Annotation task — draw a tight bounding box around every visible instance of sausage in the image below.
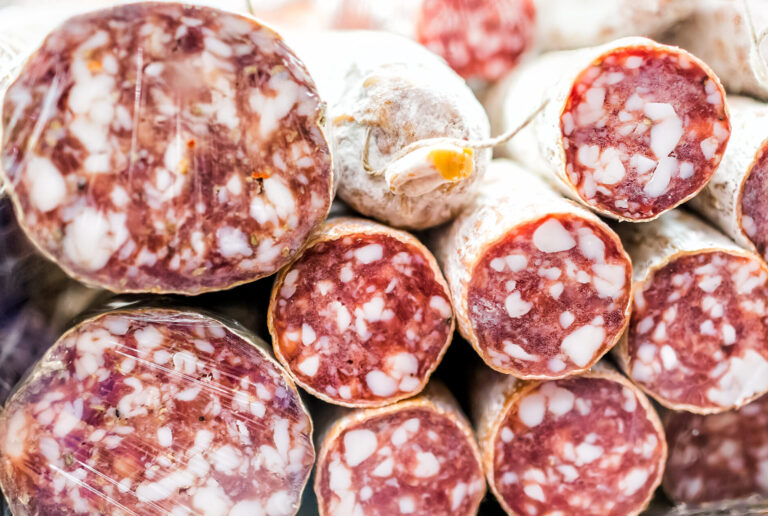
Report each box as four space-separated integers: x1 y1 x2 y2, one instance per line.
288 30 490 230
534 0 695 50
314 381 486 516
663 393 768 505
688 96 768 262
269 217 454 407
615 210 768 414
431 160 631 379
0 2 332 294
664 0 768 100
470 363 666 516
486 37 730 222
0 306 314 515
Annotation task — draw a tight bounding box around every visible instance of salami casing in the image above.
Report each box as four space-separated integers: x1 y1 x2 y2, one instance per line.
663 393 768 505
471 363 666 516
0 307 314 515
432 160 631 379
688 96 768 262
314 381 486 516
664 0 768 100
0 2 332 294
615 210 768 414
486 37 730 222
269 217 454 407
288 30 490 230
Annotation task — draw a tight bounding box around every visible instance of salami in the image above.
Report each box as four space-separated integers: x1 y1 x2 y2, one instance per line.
615 210 768 414
486 37 730 222
269 217 453 407
0 307 314 515
471 364 666 516
314 381 486 516
534 0 695 50
688 96 768 262
288 30 490 230
664 0 768 100
663 393 768 505
0 2 332 294
432 160 631 379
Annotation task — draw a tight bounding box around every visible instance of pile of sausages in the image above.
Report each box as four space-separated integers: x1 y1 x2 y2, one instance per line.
1 1 767 515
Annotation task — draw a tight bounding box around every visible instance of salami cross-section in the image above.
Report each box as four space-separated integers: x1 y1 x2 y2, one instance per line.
0 2 332 294
433 160 631 379
269 218 453 407
0 307 314 516
487 37 730 221
616 210 768 414
472 365 666 516
314 382 485 516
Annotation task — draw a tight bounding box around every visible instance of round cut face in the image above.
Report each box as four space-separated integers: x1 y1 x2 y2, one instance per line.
740 141 768 260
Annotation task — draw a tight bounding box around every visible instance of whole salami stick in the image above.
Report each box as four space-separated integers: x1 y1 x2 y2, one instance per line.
664 0 768 100
0 306 315 516
615 210 768 414
486 37 730 222
688 96 768 262
288 30 491 230
0 2 332 294
470 363 666 516
313 381 486 516
269 217 454 407
432 160 631 379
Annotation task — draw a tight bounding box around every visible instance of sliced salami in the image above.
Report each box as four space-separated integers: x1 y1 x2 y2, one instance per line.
432 160 631 379
0 307 314 515
688 96 768 262
0 2 332 294
288 30 490 230
663 393 768 505
314 381 485 516
664 0 768 100
471 364 666 516
486 37 730 222
269 217 453 407
615 210 768 414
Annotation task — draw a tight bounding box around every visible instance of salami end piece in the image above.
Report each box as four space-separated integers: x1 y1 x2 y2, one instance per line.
314 382 486 516
269 217 454 407
0 2 332 294
0 308 314 515
472 365 666 516
616 210 768 414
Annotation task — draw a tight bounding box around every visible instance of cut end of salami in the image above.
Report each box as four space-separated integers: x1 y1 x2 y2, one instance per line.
384 143 474 197
315 398 485 516
0 308 314 516
416 0 536 81
489 375 665 516
270 219 453 406
628 250 768 412
467 214 631 378
561 43 729 220
740 141 768 261
663 393 768 505
0 2 332 294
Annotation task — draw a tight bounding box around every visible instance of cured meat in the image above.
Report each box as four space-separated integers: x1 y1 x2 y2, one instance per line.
269 217 453 407
0 2 332 294
288 30 490 230
615 210 768 414
471 364 666 516
314 381 486 516
534 0 695 50
0 307 314 515
663 393 768 505
486 37 730 222
432 160 631 379
664 0 768 100
688 96 768 262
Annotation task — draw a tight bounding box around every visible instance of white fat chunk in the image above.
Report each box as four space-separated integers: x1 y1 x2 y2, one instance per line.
518 393 546 427
546 387 575 416
451 483 468 511
506 254 529 271
63 208 128 271
355 244 383 264
561 324 605 367
523 484 546 502
643 157 677 198
593 148 626 185
372 457 394 477
592 263 627 299
366 370 397 397
649 110 684 159
413 452 440 477
575 441 604 465
620 468 649 496
216 226 252 258
263 177 296 221
157 426 172 447
329 460 352 492
578 229 605 262
504 342 537 361
399 497 415 514
26 157 67 212
429 296 452 319
301 324 316 345
297 355 320 377
505 291 533 318
707 350 768 406
533 219 576 253
631 154 657 174
389 352 419 378
701 137 718 160
660 345 679 370
559 311 575 329
344 429 378 467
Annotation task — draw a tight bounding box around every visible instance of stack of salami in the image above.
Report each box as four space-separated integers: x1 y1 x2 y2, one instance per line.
0 1 767 515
